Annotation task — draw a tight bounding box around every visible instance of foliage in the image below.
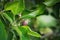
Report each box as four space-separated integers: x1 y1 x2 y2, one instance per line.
0 0 60 40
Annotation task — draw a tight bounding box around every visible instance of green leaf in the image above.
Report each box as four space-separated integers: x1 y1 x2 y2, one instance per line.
44 0 60 6
19 26 30 40
28 29 41 37
12 26 30 40
21 26 41 37
12 26 41 40
4 0 25 15
6 11 14 21
0 20 7 40
21 10 39 18
21 4 45 19
7 31 13 40
3 13 13 23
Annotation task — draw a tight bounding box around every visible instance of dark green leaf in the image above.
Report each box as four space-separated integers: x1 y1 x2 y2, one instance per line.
0 20 7 40
3 13 13 23
7 31 13 40
5 11 14 21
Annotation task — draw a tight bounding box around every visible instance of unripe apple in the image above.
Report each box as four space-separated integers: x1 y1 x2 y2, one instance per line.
36 15 57 28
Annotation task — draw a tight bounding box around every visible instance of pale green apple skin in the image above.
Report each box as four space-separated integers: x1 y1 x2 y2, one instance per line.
37 15 57 28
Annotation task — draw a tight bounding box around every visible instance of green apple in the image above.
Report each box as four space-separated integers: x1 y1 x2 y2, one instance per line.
40 27 53 34
37 15 57 28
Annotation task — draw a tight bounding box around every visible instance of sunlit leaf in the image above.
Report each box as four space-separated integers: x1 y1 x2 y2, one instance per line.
21 10 39 18
13 26 41 40
19 26 30 40
12 26 30 40
21 4 45 19
4 0 25 15
21 26 41 37
44 0 60 6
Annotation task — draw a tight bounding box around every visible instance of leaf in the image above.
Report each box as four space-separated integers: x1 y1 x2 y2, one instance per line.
28 30 41 37
21 4 45 19
21 10 39 19
12 26 30 40
19 26 30 40
12 26 41 40
21 26 41 37
3 13 13 23
7 31 13 40
0 20 7 40
5 11 14 21
4 0 25 15
43 0 60 6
